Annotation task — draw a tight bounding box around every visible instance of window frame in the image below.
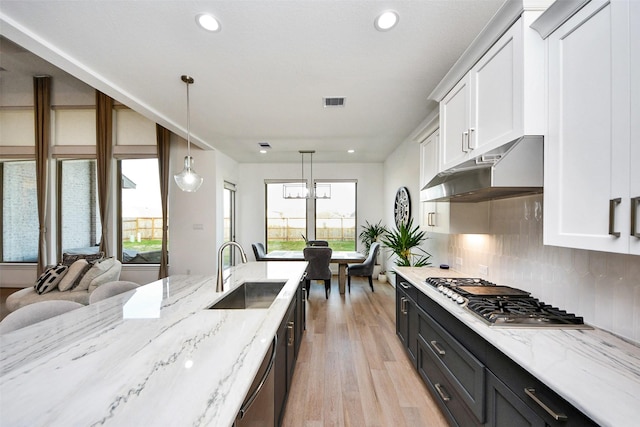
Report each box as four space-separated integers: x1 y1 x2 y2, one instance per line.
313 179 358 250
264 179 308 253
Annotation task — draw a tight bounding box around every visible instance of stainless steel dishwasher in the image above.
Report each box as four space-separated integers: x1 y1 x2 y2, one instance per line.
234 336 277 427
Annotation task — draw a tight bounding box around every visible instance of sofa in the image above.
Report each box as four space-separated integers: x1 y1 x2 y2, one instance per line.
6 256 122 313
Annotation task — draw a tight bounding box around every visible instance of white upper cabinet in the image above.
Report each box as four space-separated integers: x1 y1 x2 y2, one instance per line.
439 15 545 171
542 0 639 254
419 130 439 200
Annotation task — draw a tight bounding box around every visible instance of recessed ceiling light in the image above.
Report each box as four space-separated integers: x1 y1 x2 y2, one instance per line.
348 149 355 154
260 150 267 154
196 14 221 32
375 10 399 31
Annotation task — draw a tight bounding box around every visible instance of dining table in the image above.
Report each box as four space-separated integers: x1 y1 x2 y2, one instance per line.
262 250 366 294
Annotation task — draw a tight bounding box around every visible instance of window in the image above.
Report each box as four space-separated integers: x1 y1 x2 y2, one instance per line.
58 159 101 257
265 181 307 252
315 181 357 250
1 161 38 262
119 159 163 264
223 181 236 268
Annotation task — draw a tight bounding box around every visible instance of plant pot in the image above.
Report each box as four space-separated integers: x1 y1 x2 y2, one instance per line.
373 265 382 277
378 274 387 283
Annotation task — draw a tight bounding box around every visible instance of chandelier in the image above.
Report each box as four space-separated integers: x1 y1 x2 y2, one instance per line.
283 150 331 199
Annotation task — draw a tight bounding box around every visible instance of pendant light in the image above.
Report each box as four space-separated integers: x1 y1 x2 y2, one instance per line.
283 150 331 199
174 75 203 192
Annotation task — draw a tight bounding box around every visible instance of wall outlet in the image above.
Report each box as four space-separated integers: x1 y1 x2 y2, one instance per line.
193 223 204 230
456 257 463 266
479 264 489 276
187 269 191 275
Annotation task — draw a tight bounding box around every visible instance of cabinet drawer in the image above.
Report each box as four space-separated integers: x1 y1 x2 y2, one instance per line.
419 309 485 422
486 370 545 427
417 335 481 427
397 280 417 301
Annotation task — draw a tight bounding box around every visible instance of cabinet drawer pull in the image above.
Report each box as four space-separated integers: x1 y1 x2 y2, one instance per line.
609 198 621 237
468 127 475 150
632 197 640 238
400 297 408 314
287 321 295 346
399 282 410 290
462 131 469 153
435 383 451 402
429 340 446 356
524 387 568 422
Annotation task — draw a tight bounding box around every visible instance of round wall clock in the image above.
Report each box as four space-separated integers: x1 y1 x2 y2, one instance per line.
394 187 411 229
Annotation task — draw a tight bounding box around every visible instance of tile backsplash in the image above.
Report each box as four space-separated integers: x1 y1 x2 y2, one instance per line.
447 194 640 344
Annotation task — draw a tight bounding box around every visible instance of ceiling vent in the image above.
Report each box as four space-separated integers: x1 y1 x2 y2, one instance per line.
323 97 345 108
258 142 271 149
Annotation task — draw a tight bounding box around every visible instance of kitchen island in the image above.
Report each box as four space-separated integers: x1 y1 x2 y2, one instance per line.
395 267 640 427
0 261 307 426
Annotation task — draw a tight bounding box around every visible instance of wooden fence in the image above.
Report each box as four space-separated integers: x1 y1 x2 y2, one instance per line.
122 217 163 241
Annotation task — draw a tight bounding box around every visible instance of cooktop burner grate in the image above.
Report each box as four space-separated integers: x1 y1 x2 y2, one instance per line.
425 276 590 328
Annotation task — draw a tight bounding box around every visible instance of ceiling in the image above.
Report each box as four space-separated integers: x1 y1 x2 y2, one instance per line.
0 0 505 163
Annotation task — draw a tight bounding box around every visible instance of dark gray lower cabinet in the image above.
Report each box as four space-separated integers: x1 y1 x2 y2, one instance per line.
396 280 418 367
275 281 304 426
395 272 596 427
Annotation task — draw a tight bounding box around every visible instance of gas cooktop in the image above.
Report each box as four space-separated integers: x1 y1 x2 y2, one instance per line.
425 277 590 328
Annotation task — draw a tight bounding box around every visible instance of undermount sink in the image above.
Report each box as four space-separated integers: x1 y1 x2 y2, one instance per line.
208 281 287 309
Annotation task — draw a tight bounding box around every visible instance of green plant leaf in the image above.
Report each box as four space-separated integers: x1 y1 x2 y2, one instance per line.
380 218 431 267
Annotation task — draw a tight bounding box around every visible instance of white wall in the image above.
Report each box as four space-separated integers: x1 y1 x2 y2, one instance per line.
167 142 239 277
382 134 450 278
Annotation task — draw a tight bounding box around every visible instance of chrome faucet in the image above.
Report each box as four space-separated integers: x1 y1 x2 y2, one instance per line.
216 241 248 292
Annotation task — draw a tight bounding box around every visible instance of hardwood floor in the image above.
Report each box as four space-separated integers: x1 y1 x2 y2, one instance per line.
282 277 448 427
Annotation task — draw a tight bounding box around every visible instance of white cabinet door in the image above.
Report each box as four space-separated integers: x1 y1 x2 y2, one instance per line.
470 19 524 152
439 15 544 172
630 0 640 255
544 0 632 253
419 130 439 199
440 79 470 170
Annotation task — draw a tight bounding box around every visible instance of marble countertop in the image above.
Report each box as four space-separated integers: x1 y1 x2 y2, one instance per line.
0 261 307 427
394 267 640 427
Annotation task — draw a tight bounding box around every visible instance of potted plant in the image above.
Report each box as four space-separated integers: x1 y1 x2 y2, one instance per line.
359 220 388 277
380 218 432 267
358 220 388 255
378 270 387 283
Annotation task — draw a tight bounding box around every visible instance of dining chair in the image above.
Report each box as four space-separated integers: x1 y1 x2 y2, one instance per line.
252 243 266 261
307 240 329 247
89 281 139 304
0 300 84 334
303 246 333 298
347 242 380 293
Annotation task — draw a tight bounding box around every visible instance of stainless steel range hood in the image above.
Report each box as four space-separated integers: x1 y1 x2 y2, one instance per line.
422 136 543 202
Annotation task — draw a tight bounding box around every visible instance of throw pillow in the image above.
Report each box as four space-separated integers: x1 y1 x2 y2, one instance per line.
75 257 116 291
61 251 104 267
69 261 95 291
34 265 69 295
58 259 89 291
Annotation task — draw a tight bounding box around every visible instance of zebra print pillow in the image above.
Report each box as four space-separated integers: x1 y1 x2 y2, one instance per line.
34 265 69 295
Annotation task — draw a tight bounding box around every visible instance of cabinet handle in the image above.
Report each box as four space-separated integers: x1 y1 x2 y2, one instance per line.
462 131 469 153
434 383 451 402
631 197 640 238
238 335 278 419
399 282 410 290
429 340 446 356
400 297 408 314
468 127 475 150
428 212 436 227
287 321 295 347
609 198 622 237
524 387 568 422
